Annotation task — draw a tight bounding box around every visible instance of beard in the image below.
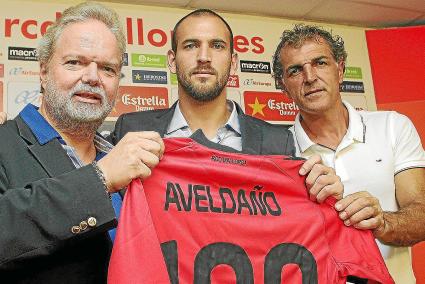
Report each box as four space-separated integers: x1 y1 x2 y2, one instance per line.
176 64 230 102
43 79 115 137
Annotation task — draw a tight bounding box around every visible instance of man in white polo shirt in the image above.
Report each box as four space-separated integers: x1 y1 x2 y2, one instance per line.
272 24 425 283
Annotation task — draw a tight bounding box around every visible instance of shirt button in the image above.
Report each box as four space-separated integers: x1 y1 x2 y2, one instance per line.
71 226 81 234
87 217 97 227
80 221 88 231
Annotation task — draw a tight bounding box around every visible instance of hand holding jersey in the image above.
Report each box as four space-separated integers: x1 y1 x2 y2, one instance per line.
0 112 5 124
300 154 343 203
97 131 165 193
335 191 385 232
335 167 425 246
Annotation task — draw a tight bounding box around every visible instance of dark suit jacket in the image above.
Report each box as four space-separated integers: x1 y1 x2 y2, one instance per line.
111 102 295 156
0 116 117 283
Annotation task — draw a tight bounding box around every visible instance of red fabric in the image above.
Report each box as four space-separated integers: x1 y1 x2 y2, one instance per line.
366 26 425 143
413 242 425 284
366 26 425 105
108 138 394 283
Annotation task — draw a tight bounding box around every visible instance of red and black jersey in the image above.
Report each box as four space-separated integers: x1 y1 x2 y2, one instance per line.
108 138 393 284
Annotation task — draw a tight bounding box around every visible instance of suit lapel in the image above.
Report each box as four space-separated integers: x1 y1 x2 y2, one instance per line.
151 102 177 136
235 103 263 154
16 116 76 177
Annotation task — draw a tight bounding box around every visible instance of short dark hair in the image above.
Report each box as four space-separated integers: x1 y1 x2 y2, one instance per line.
171 9 234 53
272 24 347 82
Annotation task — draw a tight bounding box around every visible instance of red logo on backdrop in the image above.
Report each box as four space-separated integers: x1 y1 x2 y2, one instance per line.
226 75 239 88
0 64 4 78
244 91 299 122
0 81 3 111
109 86 169 117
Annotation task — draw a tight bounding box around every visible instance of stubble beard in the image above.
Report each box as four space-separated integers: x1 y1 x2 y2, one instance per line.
43 79 114 137
176 65 230 102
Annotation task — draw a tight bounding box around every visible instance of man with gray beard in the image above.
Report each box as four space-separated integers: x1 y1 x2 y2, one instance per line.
0 2 163 283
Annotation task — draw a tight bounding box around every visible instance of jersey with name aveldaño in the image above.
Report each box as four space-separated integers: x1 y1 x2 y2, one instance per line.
108 138 393 284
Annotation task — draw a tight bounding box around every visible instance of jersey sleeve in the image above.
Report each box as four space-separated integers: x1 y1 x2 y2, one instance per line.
390 112 425 173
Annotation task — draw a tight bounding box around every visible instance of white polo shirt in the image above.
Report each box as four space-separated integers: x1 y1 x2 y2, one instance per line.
290 101 425 281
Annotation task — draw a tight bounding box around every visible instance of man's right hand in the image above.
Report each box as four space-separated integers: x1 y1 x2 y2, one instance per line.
0 112 7 124
299 154 344 203
97 131 165 193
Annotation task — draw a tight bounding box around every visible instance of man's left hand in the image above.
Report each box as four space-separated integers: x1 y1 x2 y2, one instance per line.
334 191 386 233
299 154 344 203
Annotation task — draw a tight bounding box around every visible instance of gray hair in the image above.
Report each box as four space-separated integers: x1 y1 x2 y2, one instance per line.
38 1 126 67
272 24 347 82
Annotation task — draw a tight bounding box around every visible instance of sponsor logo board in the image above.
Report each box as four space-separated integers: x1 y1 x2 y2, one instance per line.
344 67 363 79
132 70 167 84
340 81 365 93
8 67 39 76
8 47 38 61
7 81 41 117
243 91 299 122
109 86 169 117
226 75 240 88
240 60 271 74
1 14 265 54
131 53 166 68
243 78 271 87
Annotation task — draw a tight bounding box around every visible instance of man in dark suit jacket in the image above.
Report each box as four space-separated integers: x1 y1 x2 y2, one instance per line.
113 102 294 156
0 3 163 283
111 9 343 208
111 9 294 157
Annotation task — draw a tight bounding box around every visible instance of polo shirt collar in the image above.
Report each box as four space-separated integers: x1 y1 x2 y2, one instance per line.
293 100 365 153
293 112 314 153
343 100 365 143
19 103 61 145
166 100 241 135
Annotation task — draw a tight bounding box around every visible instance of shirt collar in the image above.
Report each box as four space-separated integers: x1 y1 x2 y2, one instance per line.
293 112 314 153
94 134 114 157
166 102 189 135
166 100 241 135
225 100 241 135
19 103 60 145
343 100 365 143
292 100 366 153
